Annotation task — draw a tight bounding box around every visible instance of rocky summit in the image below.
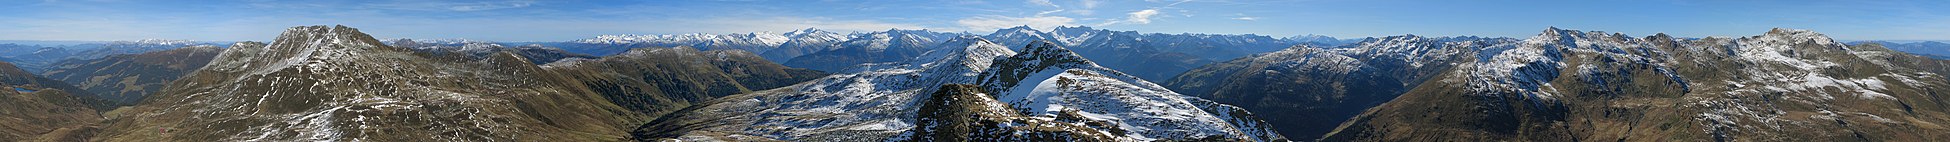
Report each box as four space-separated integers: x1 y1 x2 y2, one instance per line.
92 25 645 141
7 2 1950 141
1321 28 1950 141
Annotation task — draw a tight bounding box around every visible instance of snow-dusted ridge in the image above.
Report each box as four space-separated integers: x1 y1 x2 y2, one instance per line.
640 38 1285 141
1324 27 1950 141
976 41 1285 141
99 25 639 141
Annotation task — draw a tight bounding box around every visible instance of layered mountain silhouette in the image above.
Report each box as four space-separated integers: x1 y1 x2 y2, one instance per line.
0 40 207 73
541 46 827 123
632 37 1285 141
82 25 820 141
40 45 224 104
3 24 1946 142
1319 28 1950 141
1165 35 1513 140
0 60 110 141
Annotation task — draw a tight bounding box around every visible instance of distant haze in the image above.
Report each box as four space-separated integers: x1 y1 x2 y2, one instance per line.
1 0 1945 41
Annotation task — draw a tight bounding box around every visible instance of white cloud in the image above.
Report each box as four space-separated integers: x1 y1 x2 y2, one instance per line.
1080 0 1102 8
1130 9 1160 24
1028 0 1059 7
957 15 1077 32
1232 16 1258 21
1093 9 1163 26
1094 0 1189 26
1036 9 1065 16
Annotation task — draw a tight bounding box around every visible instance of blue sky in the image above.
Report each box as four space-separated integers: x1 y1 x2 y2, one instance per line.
1 0 1945 41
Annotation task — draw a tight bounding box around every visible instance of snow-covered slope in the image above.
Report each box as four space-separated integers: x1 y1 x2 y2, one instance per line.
782 29 961 72
574 32 789 52
975 41 1284 141
981 26 1298 80
1161 35 1513 140
633 38 1286 141
95 25 643 141
1323 27 1950 141
631 36 1015 141
759 28 852 62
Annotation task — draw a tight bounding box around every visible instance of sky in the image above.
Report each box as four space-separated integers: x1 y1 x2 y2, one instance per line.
1 0 1945 42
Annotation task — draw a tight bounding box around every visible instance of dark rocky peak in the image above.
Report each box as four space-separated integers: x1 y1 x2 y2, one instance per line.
1536 27 1638 43
977 40 1102 94
1051 25 1101 33
908 84 1116 141
199 25 395 74
989 26 1047 35
1647 33 1675 41
1749 28 1847 51
269 25 396 52
1011 40 1091 64
909 36 1015 70
940 35 997 48
616 46 703 58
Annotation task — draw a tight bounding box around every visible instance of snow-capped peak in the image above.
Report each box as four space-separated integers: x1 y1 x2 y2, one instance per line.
202 25 391 75
573 32 791 48
998 25 1041 34
783 27 835 38
109 39 198 46
1753 28 1845 50
908 36 1016 71
972 40 1284 141
1011 41 1090 63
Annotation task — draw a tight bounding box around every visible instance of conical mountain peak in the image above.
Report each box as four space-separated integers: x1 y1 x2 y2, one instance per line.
909 36 1016 70
1754 28 1840 46
199 25 400 75
1013 40 1089 63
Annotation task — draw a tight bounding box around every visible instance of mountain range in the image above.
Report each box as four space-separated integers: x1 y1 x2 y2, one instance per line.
0 24 1944 142
521 26 1332 81
0 60 111 141
631 37 1283 141
1319 28 1950 141
0 40 212 73
1165 35 1513 140
39 45 224 104
1850 41 1950 59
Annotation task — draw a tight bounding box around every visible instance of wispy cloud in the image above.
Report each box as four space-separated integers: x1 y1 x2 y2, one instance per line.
368 0 536 12
1229 13 1256 21
1028 0 1059 7
1093 0 1189 26
1097 9 1161 26
958 15 1077 32
1127 9 1161 24
1080 0 1102 8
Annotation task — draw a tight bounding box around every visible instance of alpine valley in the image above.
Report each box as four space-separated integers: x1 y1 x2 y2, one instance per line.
0 24 1945 142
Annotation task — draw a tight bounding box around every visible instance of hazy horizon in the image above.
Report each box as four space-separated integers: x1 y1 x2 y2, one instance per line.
3 0 1945 41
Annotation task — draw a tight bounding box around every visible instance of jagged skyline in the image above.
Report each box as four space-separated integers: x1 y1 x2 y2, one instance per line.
1 0 1945 41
